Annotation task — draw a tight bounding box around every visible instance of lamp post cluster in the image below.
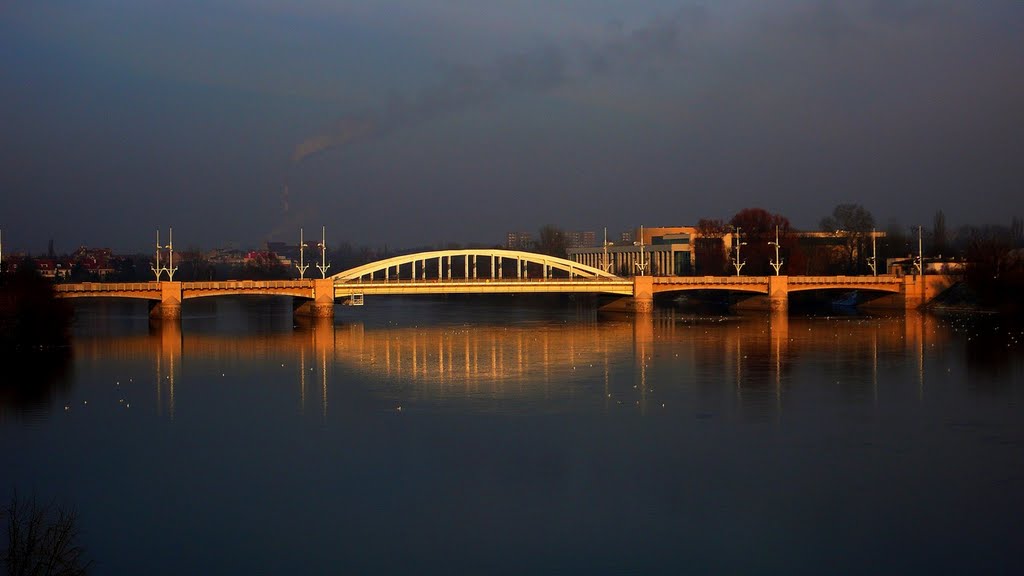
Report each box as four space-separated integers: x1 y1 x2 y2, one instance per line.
151 228 177 281
729 224 880 276
296 226 331 279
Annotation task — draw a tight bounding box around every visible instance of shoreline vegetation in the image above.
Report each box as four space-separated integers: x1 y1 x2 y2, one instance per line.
0 263 74 354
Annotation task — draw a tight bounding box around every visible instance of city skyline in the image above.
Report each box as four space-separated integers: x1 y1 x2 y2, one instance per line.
3 2 1023 254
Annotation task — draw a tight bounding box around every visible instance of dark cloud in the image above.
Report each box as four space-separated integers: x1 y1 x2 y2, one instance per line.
289 8 706 170
2 2 1022 253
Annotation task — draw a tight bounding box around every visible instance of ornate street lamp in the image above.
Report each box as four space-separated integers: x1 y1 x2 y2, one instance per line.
316 225 331 279
296 228 309 279
732 226 746 276
769 225 784 276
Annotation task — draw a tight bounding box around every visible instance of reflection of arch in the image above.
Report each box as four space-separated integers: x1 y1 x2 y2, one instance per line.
332 249 621 282
64 310 944 420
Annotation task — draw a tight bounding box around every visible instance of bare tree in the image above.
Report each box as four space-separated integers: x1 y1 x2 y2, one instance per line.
694 218 728 275
535 225 567 259
932 210 947 257
2 490 93 576
820 203 876 274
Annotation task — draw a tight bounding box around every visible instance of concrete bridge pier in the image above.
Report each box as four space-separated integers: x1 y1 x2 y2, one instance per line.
632 276 654 313
293 278 336 319
148 282 182 320
596 276 654 315
768 276 789 313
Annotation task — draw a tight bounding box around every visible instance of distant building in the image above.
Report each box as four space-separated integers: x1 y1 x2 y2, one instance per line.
506 231 533 250
569 226 695 276
33 258 72 280
566 230 597 249
71 246 116 278
266 241 297 267
206 247 247 266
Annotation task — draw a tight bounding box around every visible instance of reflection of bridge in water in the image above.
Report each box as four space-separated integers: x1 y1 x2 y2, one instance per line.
53 249 957 321
69 311 945 420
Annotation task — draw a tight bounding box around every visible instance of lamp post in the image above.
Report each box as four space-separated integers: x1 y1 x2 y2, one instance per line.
602 227 611 272
165 227 177 281
151 229 164 281
295 228 309 279
866 228 878 276
768 224 784 276
732 226 746 276
633 225 648 276
913 225 923 276
316 225 331 278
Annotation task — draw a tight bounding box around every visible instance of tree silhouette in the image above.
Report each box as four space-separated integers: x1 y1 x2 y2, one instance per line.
728 209 797 276
2 490 93 575
535 225 567 259
932 210 948 257
0 262 74 351
694 219 728 275
820 204 876 274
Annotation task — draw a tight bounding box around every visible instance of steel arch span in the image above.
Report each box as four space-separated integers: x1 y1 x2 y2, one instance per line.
331 249 621 282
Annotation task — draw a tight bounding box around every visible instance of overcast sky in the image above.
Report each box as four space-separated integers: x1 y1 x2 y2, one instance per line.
2 1 1022 254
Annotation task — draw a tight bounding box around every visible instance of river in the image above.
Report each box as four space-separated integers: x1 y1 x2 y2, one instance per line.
2 296 1022 575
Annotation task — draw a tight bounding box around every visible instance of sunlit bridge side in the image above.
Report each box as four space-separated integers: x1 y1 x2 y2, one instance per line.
330 249 635 298
333 249 622 281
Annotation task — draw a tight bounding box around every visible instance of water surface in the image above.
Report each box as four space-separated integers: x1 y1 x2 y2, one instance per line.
2 297 1022 575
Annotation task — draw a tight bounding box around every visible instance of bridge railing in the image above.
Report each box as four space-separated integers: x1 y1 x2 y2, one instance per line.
653 276 769 284
181 280 312 290
788 275 901 285
54 282 160 293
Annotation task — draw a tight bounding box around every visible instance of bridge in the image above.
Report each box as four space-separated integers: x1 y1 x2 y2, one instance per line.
52 248 954 320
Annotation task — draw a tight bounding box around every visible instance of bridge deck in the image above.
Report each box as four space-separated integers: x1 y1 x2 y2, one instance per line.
52 274 912 303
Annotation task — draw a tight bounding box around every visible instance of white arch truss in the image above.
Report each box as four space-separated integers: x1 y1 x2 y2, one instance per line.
332 249 621 282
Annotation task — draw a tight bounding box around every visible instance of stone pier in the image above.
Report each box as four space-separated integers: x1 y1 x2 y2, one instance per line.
293 278 337 318
149 282 182 320
596 276 654 314
768 276 789 313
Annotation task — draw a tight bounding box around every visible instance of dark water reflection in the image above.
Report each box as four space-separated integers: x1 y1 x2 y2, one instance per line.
2 298 1022 575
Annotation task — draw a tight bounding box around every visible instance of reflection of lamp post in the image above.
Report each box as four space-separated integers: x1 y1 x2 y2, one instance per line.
768 225 784 276
316 225 331 278
296 228 309 279
732 226 746 276
866 228 878 276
